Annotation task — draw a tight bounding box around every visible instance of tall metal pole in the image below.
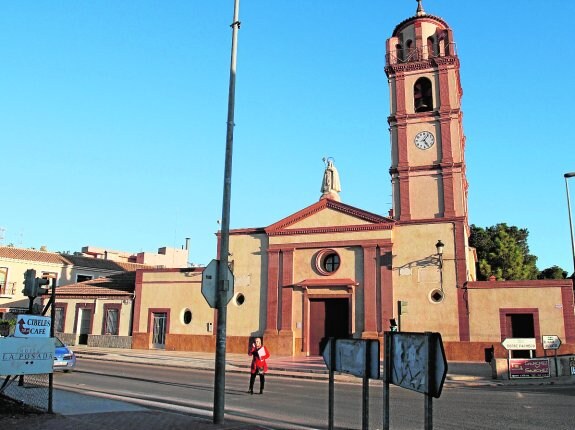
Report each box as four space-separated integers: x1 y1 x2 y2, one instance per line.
213 0 240 424
565 172 575 278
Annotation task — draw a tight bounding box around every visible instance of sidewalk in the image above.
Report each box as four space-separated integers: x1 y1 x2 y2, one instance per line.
4 345 574 430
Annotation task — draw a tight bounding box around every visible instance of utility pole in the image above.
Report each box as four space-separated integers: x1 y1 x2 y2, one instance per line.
213 0 240 424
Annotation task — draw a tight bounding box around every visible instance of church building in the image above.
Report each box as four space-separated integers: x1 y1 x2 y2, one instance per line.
52 1 575 361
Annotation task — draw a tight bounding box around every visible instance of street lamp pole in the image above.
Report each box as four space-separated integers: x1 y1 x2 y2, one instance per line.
564 172 575 277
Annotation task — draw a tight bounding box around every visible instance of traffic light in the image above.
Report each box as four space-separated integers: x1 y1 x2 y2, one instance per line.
22 269 37 297
21 269 50 297
35 277 50 296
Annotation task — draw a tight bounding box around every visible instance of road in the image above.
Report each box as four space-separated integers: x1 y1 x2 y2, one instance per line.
54 359 575 430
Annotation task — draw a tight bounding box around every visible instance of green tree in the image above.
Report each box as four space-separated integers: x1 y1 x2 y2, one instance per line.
469 223 539 281
537 265 568 279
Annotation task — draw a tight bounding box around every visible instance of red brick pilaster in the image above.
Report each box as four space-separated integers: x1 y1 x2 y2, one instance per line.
265 249 280 335
379 245 394 334
362 245 378 336
280 249 294 332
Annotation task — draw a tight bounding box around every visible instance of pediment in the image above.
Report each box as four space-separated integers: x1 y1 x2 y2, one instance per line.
265 199 394 236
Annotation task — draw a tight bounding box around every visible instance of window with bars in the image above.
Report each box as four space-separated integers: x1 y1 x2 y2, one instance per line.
104 308 119 335
54 307 65 332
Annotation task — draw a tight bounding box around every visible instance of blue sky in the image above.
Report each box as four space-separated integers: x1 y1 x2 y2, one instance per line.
1 1 574 274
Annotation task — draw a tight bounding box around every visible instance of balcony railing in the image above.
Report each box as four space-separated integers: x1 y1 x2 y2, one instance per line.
386 42 457 66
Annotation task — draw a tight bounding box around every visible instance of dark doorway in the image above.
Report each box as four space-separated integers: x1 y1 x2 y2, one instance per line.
508 313 535 358
78 308 92 345
309 298 349 356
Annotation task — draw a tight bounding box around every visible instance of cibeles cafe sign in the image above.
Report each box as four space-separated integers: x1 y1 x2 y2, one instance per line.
0 315 54 376
14 315 51 338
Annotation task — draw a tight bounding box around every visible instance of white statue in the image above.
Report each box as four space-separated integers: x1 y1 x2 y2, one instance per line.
320 157 341 201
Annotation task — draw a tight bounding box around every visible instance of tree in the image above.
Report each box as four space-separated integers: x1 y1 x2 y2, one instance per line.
469 223 539 281
538 265 568 279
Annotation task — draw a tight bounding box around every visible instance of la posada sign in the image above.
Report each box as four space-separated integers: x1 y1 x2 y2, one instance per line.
14 315 51 338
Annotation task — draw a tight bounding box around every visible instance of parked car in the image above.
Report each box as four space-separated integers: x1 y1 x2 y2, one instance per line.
54 337 76 372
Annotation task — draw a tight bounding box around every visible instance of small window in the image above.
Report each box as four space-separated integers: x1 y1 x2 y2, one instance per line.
76 274 93 283
235 293 245 306
182 309 192 325
430 289 444 303
315 249 341 276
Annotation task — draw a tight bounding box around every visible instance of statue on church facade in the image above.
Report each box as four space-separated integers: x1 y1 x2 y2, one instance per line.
320 157 341 201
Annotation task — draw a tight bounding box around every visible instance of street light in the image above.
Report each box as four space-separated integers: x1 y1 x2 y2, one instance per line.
435 240 445 269
564 172 575 277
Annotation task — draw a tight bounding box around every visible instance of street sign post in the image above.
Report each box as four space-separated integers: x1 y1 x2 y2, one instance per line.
201 259 234 308
501 337 536 350
542 335 561 350
383 331 448 430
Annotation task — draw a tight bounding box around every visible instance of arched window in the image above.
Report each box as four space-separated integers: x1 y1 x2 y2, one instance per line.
406 40 414 61
396 44 403 62
427 36 437 58
414 77 433 112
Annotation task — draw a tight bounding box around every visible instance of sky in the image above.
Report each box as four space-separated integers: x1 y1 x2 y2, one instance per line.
1 1 574 274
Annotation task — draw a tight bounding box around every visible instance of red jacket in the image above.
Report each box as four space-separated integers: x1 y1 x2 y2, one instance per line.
248 344 270 374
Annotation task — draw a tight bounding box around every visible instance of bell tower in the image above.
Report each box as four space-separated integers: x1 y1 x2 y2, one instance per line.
385 0 468 223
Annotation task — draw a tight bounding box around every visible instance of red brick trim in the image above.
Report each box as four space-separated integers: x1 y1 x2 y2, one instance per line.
363 246 378 334
102 303 122 335
269 239 392 251
266 249 280 334
561 284 575 343
280 249 294 332
73 303 95 335
499 308 540 342
133 270 144 332
147 308 171 336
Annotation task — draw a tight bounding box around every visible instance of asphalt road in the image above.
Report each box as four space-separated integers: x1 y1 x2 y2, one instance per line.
54 359 575 430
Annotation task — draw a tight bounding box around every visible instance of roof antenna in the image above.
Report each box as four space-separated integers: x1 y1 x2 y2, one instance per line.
416 0 426 16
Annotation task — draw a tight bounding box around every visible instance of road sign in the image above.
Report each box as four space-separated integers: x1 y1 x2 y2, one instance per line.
322 338 380 379
542 335 562 350
501 337 536 350
201 259 234 308
386 331 448 398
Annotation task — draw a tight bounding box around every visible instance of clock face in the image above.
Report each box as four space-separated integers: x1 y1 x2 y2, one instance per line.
414 131 435 150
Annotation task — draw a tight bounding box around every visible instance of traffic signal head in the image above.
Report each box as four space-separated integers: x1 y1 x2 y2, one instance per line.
22 269 37 297
34 277 50 296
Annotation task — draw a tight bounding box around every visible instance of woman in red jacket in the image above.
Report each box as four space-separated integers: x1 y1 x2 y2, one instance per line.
248 337 270 394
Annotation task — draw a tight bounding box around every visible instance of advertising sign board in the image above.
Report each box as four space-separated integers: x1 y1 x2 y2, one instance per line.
509 358 550 378
14 315 51 338
0 337 54 375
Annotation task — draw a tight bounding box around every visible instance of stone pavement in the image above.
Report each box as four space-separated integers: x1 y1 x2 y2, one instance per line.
4 346 574 429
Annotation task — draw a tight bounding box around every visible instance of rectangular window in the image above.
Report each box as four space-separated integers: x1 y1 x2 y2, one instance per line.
0 267 7 295
54 307 65 333
104 309 119 335
76 274 93 283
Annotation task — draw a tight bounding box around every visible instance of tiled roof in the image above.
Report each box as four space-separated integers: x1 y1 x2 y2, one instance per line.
62 254 151 271
0 246 152 272
55 272 136 296
0 247 65 264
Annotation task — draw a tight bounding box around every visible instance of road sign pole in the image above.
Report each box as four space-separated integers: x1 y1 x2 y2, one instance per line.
425 332 434 430
213 0 240 424
328 338 335 430
383 332 391 430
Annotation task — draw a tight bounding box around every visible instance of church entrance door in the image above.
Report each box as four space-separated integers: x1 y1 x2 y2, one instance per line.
309 298 349 356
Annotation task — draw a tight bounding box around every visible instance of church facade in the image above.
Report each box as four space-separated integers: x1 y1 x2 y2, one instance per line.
51 2 575 361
